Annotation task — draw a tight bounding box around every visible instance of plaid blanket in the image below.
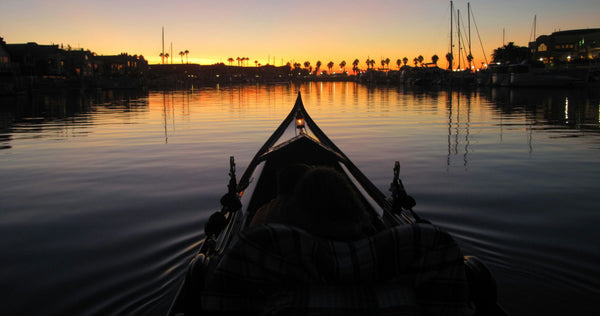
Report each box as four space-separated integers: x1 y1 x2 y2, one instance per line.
200 223 471 316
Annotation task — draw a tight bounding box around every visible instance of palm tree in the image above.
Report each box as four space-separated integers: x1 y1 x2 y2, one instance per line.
396 59 402 69
236 57 241 66
368 59 376 69
402 57 408 66
315 60 322 75
165 53 170 64
184 50 189 64
352 59 360 74
255 60 258 67
327 61 334 73
159 52 165 64
417 55 424 67
413 57 418 67
466 54 473 70
339 60 346 73
385 58 390 70
431 54 439 66
304 61 311 72
179 51 184 64
445 53 453 70
227 57 234 66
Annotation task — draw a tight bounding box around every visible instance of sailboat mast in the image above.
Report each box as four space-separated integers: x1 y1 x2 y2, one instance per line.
534 15 537 39
450 1 453 70
458 9 461 70
468 2 472 70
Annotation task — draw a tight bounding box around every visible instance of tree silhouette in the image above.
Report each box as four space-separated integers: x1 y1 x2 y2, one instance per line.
315 60 322 75
431 54 439 66
327 61 334 73
227 57 234 66
352 59 360 74
417 55 424 67
159 52 165 64
385 58 390 70
179 51 184 64
402 57 408 66
491 42 530 64
364 59 373 69
184 50 189 64
445 53 453 70
339 60 346 73
396 59 402 69
165 53 170 64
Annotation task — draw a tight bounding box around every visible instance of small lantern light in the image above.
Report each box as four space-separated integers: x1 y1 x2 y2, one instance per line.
295 113 306 134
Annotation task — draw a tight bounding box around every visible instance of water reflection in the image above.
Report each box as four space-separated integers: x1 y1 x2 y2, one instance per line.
2 84 599 316
1 86 599 154
487 87 600 131
0 90 149 149
445 90 473 169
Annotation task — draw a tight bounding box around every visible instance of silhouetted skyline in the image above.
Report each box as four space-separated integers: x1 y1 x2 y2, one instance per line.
1 0 598 68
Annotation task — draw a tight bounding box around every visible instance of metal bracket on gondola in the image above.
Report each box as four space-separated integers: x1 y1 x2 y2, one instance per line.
389 161 423 222
220 156 242 213
205 156 241 239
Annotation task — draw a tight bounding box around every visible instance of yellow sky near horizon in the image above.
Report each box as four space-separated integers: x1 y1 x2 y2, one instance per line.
1 0 598 70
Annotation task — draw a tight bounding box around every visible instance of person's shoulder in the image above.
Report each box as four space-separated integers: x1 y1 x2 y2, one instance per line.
249 198 277 227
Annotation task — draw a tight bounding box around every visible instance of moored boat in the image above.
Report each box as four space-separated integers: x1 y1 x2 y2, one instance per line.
168 92 507 316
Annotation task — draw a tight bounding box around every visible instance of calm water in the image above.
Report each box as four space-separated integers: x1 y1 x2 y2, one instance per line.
1 83 599 315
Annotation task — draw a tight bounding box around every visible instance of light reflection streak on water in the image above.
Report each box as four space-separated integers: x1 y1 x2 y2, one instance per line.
565 97 569 121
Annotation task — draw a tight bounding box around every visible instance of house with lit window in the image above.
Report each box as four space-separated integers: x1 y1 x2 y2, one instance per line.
5 42 65 76
94 54 148 76
0 37 11 70
529 28 600 63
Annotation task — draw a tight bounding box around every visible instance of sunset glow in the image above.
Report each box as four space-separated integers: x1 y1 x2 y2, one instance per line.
1 0 598 69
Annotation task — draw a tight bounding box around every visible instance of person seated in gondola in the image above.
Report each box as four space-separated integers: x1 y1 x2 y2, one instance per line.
287 166 378 241
249 163 310 227
199 167 478 315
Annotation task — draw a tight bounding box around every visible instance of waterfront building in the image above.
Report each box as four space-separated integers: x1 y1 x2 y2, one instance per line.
94 54 148 76
0 38 150 92
0 37 10 70
530 28 600 63
5 42 64 76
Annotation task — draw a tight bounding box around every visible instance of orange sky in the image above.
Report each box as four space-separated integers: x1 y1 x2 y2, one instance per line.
1 0 598 70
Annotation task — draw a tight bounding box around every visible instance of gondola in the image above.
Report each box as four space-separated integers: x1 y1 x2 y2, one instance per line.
168 92 506 316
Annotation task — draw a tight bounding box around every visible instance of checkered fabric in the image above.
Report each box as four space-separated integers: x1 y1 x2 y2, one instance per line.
200 223 471 316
